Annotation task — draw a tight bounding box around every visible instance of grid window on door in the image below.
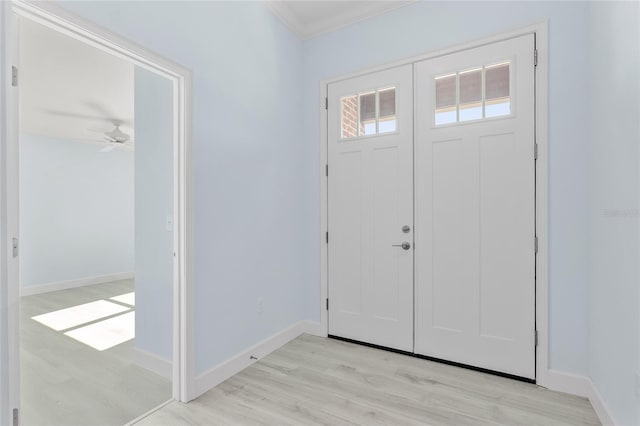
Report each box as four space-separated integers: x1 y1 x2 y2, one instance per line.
340 87 397 139
435 61 511 125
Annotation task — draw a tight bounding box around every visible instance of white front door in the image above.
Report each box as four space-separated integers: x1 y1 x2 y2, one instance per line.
327 65 414 352
414 34 536 378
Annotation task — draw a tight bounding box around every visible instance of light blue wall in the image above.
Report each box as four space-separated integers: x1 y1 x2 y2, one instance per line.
55 1 306 374
301 1 592 376
19 133 134 287
134 66 174 362
41 6 639 420
588 2 640 424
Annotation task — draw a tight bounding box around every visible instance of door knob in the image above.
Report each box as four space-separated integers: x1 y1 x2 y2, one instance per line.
402 225 411 233
392 241 411 250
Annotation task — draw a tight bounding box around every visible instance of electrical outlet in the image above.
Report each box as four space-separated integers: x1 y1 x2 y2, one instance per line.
257 297 264 315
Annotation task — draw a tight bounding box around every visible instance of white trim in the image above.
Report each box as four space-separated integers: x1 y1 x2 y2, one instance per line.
133 348 173 381
319 82 329 338
265 1 416 40
19 272 135 297
193 320 321 399
1 2 21 423
533 22 550 389
545 370 617 426
299 319 323 337
124 399 174 426
3 0 196 409
587 379 618 426
319 21 550 386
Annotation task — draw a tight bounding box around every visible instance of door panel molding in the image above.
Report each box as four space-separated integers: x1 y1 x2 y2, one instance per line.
414 34 536 379
327 65 414 352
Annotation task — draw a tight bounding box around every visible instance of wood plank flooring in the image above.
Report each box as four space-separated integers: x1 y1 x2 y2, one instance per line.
21 279 172 426
136 334 599 426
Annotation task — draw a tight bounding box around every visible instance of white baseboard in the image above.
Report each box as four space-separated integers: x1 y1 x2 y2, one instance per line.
585 377 618 426
20 272 134 296
544 369 591 398
133 347 172 380
545 369 617 425
299 319 323 336
193 320 321 399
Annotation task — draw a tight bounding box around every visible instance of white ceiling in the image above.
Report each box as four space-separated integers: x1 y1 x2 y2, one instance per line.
267 0 415 39
20 18 134 145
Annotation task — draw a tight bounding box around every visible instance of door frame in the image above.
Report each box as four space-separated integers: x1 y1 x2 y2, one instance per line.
0 0 195 421
319 21 549 387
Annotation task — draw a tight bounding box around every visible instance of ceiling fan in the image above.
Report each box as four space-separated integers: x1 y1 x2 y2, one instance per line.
91 123 134 153
42 101 134 153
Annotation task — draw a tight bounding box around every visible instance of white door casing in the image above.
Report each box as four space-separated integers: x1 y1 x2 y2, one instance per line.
414 34 536 379
3 1 196 413
327 65 414 352
3 4 21 423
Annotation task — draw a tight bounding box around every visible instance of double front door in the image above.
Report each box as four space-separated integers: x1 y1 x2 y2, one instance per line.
327 34 536 379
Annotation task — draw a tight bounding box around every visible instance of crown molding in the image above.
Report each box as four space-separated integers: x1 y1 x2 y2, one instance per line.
267 1 416 40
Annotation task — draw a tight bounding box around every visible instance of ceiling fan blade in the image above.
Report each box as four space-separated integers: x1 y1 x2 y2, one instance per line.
43 109 115 123
100 144 115 153
83 101 133 127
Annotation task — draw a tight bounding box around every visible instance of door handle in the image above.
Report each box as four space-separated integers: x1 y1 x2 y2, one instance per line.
392 241 411 250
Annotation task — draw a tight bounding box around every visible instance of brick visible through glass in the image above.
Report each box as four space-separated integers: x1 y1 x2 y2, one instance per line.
341 95 358 139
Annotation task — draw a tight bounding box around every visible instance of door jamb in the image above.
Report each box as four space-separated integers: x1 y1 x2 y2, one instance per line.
1 1 196 422
319 21 549 387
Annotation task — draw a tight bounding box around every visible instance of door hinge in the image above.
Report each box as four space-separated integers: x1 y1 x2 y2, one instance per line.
11 66 18 87
534 49 538 67
326 232 329 244
534 329 539 347
534 143 538 160
12 237 18 258
326 298 329 310
534 236 538 254
325 164 328 177
13 408 18 426
325 97 328 110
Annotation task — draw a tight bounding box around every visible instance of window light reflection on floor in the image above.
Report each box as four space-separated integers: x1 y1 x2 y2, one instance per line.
65 311 135 351
110 292 135 306
31 300 130 331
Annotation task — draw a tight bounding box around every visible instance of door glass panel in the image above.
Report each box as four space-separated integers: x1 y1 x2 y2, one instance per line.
485 62 510 118
434 61 511 125
341 95 359 139
359 92 376 136
378 88 397 133
435 74 457 125
459 68 482 122
340 87 398 139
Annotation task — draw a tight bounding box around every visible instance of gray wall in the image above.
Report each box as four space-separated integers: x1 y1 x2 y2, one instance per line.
134 66 174 362
588 2 640 424
19 133 134 288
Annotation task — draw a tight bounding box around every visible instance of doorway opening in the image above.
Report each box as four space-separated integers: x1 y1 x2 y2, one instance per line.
3 1 193 424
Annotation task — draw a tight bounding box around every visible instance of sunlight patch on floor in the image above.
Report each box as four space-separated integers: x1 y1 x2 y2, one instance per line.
65 311 135 351
110 292 135 306
31 300 130 331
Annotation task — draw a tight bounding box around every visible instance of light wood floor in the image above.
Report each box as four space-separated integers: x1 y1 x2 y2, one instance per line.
137 334 599 426
21 279 172 426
